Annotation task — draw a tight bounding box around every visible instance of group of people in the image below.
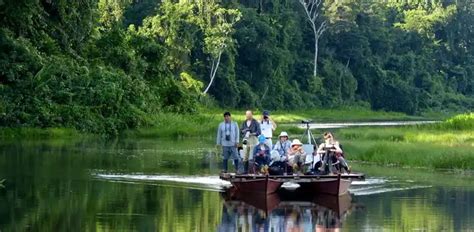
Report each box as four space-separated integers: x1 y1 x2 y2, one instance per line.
216 110 350 175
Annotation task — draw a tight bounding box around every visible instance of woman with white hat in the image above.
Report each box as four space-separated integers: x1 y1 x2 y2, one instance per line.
268 131 292 175
287 139 307 174
272 131 291 158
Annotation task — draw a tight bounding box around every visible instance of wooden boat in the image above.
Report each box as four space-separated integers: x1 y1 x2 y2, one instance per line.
220 173 364 195
224 175 284 194
297 174 351 196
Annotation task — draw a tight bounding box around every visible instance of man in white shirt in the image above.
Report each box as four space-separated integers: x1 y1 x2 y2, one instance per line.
259 110 277 149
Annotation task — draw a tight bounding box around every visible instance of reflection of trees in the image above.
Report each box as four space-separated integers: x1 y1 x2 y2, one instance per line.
0 177 223 231
0 138 223 231
344 188 471 231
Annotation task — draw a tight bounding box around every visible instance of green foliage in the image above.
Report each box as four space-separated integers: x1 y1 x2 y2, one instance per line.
437 113 474 130
0 0 473 134
338 118 474 170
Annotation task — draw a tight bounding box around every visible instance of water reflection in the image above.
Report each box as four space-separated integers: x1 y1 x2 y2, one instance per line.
1 138 474 231
218 188 354 231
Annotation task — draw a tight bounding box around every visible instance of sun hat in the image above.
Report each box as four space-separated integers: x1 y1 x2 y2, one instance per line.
278 131 289 138
258 134 266 143
291 139 303 147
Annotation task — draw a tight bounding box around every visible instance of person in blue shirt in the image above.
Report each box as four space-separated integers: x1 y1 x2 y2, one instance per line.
253 135 271 174
216 112 240 173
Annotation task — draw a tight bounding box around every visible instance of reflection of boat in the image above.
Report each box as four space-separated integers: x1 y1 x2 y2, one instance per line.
220 173 364 195
219 188 354 231
278 189 353 216
221 187 281 214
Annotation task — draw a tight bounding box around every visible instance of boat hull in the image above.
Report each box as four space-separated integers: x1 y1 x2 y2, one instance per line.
298 175 351 196
231 177 283 194
220 173 361 195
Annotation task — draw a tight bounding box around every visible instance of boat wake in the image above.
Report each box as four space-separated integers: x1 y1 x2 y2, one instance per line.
350 178 432 196
94 173 431 196
94 173 231 191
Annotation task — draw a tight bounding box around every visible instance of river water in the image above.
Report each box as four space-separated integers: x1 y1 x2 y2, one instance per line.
0 135 473 231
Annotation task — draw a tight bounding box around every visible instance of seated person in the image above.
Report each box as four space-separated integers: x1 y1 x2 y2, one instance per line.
268 132 292 175
287 139 307 174
272 131 291 157
316 132 350 174
253 135 271 174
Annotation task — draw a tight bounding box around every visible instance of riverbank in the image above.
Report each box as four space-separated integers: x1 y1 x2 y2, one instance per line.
124 107 431 138
0 107 444 139
1 108 472 171
338 113 474 170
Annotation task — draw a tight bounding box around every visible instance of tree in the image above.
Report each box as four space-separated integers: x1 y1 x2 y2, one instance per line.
197 1 241 94
298 0 328 77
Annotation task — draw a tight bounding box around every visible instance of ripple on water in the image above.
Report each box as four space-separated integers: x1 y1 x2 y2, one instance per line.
94 173 432 196
94 173 231 191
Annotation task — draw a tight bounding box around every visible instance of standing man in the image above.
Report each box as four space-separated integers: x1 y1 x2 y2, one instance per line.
216 112 240 173
260 110 277 149
241 110 261 173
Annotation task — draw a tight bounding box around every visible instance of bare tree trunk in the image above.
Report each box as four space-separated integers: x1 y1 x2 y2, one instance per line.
314 36 318 77
203 51 223 94
299 0 327 77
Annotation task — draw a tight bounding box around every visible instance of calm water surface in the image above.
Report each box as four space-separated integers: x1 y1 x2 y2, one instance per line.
0 137 473 231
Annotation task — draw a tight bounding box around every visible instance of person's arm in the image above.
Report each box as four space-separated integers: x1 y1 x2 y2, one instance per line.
270 119 277 131
255 120 261 136
272 141 280 151
241 121 247 135
253 146 259 157
317 143 325 154
234 122 240 145
333 142 343 153
216 123 222 145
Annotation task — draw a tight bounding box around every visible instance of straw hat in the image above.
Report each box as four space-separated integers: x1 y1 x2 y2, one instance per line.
291 139 303 147
278 131 289 138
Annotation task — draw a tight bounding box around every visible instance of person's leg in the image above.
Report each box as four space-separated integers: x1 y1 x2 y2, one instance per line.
327 153 336 174
319 152 328 173
246 136 258 174
222 146 231 172
233 159 239 172
230 146 240 173
242 145 250 173
337 155 350 173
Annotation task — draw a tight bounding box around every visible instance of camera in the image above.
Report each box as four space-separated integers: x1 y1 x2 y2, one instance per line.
225 135 230 141
263 115 268 120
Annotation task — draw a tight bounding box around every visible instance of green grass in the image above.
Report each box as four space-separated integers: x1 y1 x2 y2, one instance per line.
122 113 218 138
126 107 424 138
351 163 474 188
0 127 86 139
201 106 425 123
336 113 474 170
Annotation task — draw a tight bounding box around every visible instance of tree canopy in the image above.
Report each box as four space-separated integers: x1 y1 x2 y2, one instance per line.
0 0 473 133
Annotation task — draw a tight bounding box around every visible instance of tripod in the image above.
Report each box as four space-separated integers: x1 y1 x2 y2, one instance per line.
299 120 320 174
300 120 318 145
